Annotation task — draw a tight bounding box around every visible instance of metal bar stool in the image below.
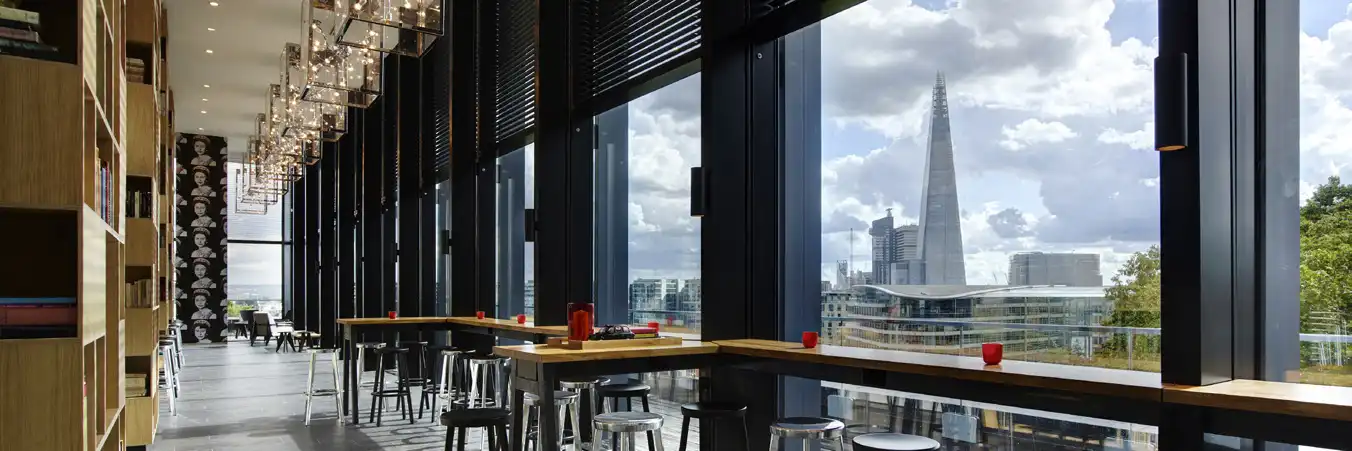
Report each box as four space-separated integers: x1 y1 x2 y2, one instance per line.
368 346 415 426
592 412 665 451
354 342 386 388
304 348 343 426
443 408 512 451
769 417 845 451
850 433 941 451
522 390 582 451
559 376 610 443
679 403 748 451
158 339 179 416
598 382 656 451
433 347 475 418
467 355 508 408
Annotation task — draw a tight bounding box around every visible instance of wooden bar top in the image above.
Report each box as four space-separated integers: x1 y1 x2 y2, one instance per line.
714 339 1162 400
444 317 568 336
1165 379 1352 422
494 340 719 363
336 317 454 325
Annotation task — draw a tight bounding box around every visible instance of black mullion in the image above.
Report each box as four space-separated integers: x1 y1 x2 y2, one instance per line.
477 0 500 317
304 160 321 333
382 56 402 316
362 102 386 323
291 179 307 324
319 141 338 347
449 0 479 321
338 109 358 335
535 0 572 326
398 51 424 318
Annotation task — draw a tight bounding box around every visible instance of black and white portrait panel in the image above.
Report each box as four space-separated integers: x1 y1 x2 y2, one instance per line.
175 133 228 343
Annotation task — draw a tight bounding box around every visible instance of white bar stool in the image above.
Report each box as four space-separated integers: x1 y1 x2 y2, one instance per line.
304 348 344 426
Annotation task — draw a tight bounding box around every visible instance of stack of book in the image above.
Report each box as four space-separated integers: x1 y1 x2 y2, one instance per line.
127 188 154 218
0 5 60 62
125 373 148 398
126 279 154 308
94 157 112 222
128 58 145 83
0 297 77 336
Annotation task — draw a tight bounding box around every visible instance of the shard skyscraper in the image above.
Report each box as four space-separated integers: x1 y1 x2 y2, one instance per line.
917 73 967 285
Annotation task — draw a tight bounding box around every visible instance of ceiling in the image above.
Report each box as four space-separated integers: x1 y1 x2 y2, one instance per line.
167 0 302 163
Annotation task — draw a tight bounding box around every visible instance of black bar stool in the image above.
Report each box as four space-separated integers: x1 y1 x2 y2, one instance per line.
397 340 431 417
369 346 414 426
441 408 512 451
598 382 656 451
678 402 748 451
850 433 941 451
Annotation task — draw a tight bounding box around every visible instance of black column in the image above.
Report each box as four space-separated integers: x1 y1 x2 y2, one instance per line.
290 179 306 324
475 0 499 318
448 0 490 352
361 101 386 323
319 141 338 347
382 56 402 315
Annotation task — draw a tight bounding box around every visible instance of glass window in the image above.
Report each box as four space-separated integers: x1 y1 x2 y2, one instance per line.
224 162 284 241
227 242 284 319
497 145 534 320
803 0 1161 372
1294 0 1352 386
596 74 703 334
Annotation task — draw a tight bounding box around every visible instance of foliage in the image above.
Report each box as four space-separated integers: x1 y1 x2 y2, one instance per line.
1301 176 1352 224
1099 245 1162 358
226 300 246 317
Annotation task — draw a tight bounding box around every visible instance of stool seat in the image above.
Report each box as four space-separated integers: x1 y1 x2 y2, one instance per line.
524 390 580 403
559 376 609 389
852 433 941 451
426 344 459 353
373 346 409 355
598 382 651 398
440 407 511 428
680 402 747 419
397 340 429 347
771 417 845 438
357 341 385 349
593 411 663 432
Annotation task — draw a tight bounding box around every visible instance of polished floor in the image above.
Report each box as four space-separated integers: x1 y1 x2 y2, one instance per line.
150 342 701 451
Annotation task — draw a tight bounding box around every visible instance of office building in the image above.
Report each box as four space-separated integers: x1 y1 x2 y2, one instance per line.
1009 252 1104 287
918 74 968 286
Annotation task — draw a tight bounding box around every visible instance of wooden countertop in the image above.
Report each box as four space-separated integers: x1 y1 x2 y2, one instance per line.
1165 379 1352 422
714 339 1162 400
337 317 455 325
444 317 569 336
494 340 719 363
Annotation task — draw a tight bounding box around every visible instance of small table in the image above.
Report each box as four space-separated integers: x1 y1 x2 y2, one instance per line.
493 340 721 451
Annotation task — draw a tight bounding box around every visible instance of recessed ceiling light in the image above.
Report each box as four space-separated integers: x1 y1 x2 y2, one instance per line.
208 1 218 6
203 84 210 88
202 98 208 102
207 27 216 32
200 110 207 114
198 128 204 131
205 49 214 54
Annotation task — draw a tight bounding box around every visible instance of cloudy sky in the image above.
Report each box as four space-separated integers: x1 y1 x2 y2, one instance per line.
619 0 1352 286
227 0 1352 294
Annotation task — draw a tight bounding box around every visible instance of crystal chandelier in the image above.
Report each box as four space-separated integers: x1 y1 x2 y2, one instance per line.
282 42 347 142
323 0 443 57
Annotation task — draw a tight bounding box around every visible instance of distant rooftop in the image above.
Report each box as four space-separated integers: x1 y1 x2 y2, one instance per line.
857 284 1106 300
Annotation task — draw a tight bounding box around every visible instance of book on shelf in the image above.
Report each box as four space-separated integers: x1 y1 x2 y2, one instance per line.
0 297 77 327
0 25 37 42
125 374 148 397
0 6 39 26
126 279 154 308
0 36 60 62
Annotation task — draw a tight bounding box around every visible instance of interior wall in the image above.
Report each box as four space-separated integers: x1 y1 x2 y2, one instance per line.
175 133 229 343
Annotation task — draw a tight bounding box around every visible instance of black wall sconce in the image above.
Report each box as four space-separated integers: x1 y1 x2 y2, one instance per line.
1154 53 1189 152
690 166 707 217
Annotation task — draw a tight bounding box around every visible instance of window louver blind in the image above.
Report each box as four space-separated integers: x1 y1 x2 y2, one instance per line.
575 0 701 108
494 0 537 145
752 0 801 17
429 37 452 181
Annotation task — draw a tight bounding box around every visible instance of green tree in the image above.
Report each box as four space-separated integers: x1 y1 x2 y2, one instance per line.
1100 245 1161 358
1301 176 1352 224
1297 178 1352 369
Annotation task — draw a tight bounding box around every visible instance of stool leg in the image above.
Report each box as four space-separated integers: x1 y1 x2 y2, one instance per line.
767 435 779 451
591 425 603 451
305 352 317 426
641 397 655 451
498 424 511 451
653 428 665 451
445 423 456 451
521 405 533 451
555 403 567 451
332 352 344 424
488 425 498 451
569 402 581 451
370 355 383 425
678 417 690 451
740 417 750 451
457 427 468 451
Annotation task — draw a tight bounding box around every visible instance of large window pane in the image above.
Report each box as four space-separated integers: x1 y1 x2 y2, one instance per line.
597 74 702 334
808 0 1161 372
224 162 284 241
1295 0 1352 386
227 243 283 319
497 145 533 320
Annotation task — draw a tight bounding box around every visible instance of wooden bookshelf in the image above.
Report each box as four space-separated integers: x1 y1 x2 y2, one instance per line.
0 0 131 450
120 1 167 447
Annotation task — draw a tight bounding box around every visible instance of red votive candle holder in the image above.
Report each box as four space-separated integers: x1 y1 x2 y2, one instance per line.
802 331 819 349
648 322 660 330
476 311 485 319
387 311 397 319
517 314 527 324
982 343 1004 365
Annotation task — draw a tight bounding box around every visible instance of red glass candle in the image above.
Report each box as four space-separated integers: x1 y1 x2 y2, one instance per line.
476 311 485 319
567 302 594 341
387 311 397 319
517 314 527 324
802 331 819 349
982 343 1004 365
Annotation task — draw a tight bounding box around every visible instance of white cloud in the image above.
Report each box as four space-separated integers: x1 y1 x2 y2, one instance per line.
1097 122 1154 150
999 118 1078 150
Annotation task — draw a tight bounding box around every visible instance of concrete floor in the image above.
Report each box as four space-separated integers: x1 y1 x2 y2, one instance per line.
148 342 701 451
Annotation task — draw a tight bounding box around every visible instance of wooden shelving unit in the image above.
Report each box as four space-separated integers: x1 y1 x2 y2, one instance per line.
121 0 168 447
0 1 130 450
